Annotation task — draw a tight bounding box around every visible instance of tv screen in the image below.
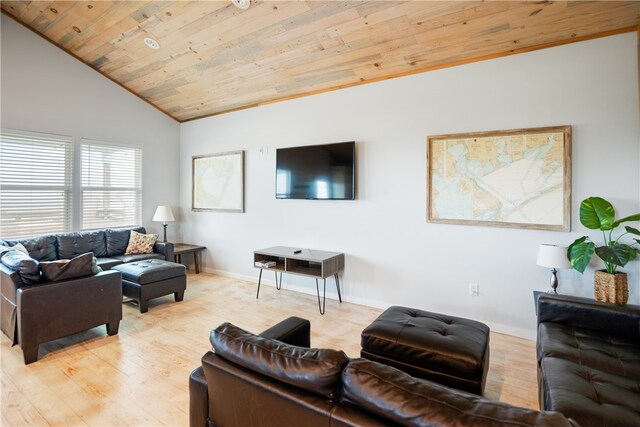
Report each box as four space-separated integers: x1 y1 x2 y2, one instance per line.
276 141 355 200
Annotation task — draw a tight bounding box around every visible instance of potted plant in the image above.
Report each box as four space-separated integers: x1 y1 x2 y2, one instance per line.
568 197 640 304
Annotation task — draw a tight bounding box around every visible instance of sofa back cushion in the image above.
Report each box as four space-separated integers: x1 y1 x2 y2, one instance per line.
105 227 145 256
210 322 348 400
341 359 576 427
1 235 57 261
57 231 107 259
0 246 41 284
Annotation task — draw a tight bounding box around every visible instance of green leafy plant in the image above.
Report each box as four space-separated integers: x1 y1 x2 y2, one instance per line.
568 197 640 274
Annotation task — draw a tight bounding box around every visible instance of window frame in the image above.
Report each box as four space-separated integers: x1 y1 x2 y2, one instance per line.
79 138 143 231
0 129 74 239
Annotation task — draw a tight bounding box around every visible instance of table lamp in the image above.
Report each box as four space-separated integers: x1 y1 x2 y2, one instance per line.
153 205 175 242
536 244 571 294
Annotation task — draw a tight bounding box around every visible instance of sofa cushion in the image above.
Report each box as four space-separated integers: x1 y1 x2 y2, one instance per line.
105 227 145 256
57 231 107 259
96 257 123 270
540 356 640 427
342 358 576 427
40 252 95 282
0 246 41 284
2 235 57 261
210 322 349 400
538 322 640 379
125 230 157 255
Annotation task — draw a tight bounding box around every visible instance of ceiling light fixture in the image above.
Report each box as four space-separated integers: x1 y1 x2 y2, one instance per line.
144 37 160 50
232 0 250 10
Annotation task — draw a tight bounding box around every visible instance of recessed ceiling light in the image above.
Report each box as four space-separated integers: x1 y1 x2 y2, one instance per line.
144 37 160 50
232 0 250 10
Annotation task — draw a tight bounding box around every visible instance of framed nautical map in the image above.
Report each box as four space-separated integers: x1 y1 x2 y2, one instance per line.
192 150 244 212
427 126 571 231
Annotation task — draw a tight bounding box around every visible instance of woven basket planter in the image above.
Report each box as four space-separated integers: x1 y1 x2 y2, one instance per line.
594 270 628 304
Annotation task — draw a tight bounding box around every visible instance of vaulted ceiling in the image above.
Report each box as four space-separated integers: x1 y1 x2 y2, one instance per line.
2 1 639 122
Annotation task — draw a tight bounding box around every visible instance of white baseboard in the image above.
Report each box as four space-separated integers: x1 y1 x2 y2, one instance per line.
205 267 535 341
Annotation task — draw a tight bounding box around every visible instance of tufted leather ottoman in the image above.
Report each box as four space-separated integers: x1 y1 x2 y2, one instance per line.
361 306 490 395
113 260 186 313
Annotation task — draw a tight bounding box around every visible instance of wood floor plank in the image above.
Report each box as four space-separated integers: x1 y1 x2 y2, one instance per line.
1 273 539 426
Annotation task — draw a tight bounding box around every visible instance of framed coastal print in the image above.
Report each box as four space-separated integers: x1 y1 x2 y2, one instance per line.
427 126 571 231
192 150 244 212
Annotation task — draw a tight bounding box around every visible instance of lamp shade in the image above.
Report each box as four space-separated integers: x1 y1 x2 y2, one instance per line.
152 205 175 223
536 244 571 269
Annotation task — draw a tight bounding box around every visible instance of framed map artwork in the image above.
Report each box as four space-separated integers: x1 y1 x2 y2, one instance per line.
192 150 244 212
427 126 571 231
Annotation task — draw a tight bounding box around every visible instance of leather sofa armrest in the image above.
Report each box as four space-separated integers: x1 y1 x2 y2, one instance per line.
535 291 640 340
189 366 209 427
154 241 174 262
259 316 311 347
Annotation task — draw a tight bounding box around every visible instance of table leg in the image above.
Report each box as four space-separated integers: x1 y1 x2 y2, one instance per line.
335 273 342 303
315 278 327 315
256 269 263 299
194 251 200 274
275 271 282 290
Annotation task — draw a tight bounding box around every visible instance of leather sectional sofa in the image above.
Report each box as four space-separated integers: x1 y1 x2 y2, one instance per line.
535 292 640 427
190 317 577 427
0 226 174 363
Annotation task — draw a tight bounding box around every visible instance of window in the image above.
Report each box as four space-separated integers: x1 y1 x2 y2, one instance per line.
81 140 142 230
0 131 73 239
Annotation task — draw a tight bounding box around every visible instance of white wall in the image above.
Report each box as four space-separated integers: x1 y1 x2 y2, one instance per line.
1 15 181 239
180 33 639 339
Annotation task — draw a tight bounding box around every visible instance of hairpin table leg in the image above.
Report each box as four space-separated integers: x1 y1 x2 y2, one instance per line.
316 278 326 315
256 268 263 299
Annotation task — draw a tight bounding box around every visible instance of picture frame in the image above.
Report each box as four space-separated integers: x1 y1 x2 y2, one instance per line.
192 150 244 212
427 126 571 231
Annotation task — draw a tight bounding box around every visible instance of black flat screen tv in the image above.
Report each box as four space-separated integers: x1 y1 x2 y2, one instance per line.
276 141 355 200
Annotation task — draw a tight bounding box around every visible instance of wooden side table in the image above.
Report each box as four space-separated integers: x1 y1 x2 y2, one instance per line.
173 243 206 274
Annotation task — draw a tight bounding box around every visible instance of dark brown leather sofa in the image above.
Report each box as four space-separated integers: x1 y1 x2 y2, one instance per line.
0 226 173 364
190 317 577 427
535 292 640 427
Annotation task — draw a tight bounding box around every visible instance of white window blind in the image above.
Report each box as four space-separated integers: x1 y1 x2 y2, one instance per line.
81 141 142 230
0 131 73 239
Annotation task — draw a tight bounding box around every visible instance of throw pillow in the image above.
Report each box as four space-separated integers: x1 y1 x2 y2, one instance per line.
125 230 157 255
40 252 94 282
11 242 29 255
0 247 41 284
91 257 103 274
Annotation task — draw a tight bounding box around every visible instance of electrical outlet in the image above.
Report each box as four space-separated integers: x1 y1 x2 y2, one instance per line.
469 282 479 297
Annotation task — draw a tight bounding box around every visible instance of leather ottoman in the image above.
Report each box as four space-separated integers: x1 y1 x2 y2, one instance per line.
361 306 490 395
113 260 186 313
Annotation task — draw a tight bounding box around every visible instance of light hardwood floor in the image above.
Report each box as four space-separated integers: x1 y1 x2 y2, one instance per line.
1 273 539 426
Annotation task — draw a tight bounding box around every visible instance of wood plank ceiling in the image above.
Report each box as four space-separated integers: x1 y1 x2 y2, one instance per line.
2 1 639 122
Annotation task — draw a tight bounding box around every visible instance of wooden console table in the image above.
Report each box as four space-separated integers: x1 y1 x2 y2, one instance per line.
173 243 206 274
253 246 344 315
